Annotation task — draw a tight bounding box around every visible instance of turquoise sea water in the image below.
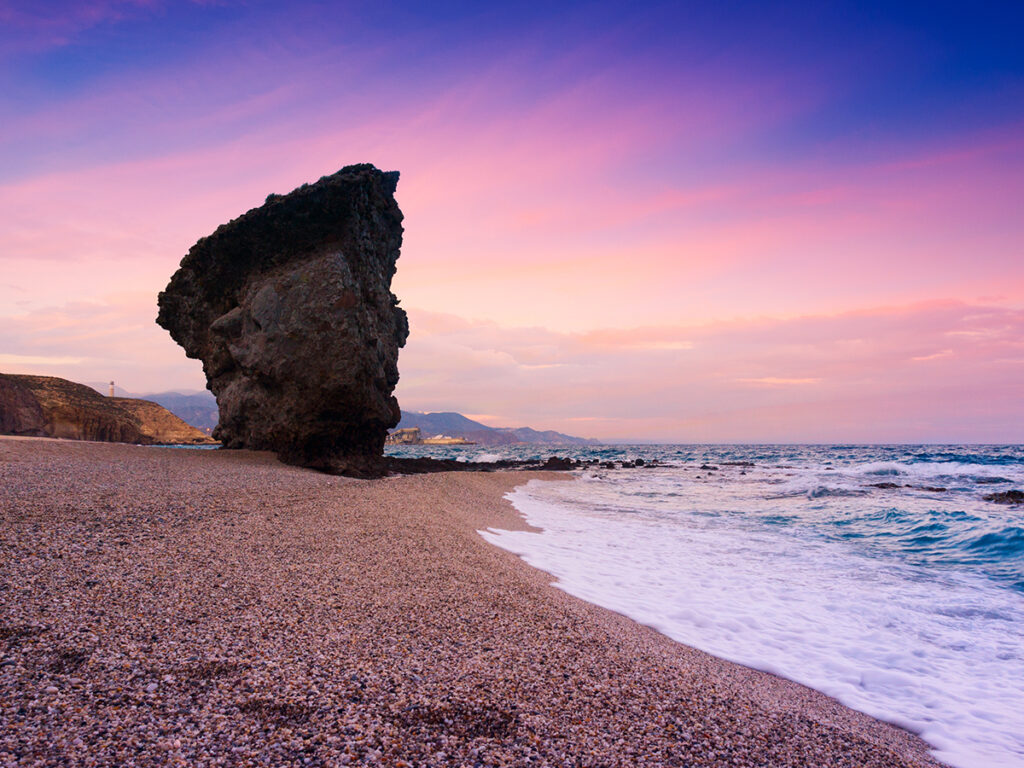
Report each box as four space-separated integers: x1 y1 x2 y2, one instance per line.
388 443 1024 768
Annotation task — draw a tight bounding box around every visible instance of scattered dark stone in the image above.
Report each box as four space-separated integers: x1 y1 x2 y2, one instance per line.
700 464 719 471
157 164 407 478
870 482 900 489
48 648 90 674
601 461 617 470
394 699 518 740
620 461 636 468
721 461 754 467
634 458 645 466
976 477 1011 485
239 697 311 725
919 486 947 493
384 456 579 475
984 490 1024 504
173 660 243 680
542 456 575 471
0 625 48 642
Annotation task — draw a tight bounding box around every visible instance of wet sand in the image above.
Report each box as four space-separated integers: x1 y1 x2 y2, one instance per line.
0 437 943 767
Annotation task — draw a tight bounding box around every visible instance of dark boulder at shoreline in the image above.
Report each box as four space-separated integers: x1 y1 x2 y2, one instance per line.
0 373 215 445
984 490 1024 504
157 165 408 478
384 455 579 475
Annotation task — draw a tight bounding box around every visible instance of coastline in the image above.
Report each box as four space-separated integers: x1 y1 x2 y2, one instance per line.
0 437 943 767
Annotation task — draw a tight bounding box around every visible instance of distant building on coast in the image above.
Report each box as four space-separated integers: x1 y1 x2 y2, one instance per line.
386 427 422 445
385 427 474 446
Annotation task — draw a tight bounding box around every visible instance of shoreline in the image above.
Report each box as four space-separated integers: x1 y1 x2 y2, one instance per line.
0 437 943 767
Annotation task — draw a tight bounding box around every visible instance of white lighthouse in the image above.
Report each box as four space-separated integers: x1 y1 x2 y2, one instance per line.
109 381 115 397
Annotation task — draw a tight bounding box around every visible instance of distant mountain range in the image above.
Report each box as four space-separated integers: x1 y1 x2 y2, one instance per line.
87 384 219 433
86 384 595 445
140 391 220 432
397 411 598 446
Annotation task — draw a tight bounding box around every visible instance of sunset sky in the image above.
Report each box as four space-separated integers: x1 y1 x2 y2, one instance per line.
2 1 1022 442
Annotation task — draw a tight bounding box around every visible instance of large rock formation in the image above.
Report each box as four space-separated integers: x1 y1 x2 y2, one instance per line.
156 164 408 477
0 374 216 445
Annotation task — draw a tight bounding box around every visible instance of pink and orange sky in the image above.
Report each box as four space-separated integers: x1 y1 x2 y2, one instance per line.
2 1 1022 442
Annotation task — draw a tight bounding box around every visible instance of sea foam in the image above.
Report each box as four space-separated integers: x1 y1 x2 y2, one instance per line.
480 457 1024 768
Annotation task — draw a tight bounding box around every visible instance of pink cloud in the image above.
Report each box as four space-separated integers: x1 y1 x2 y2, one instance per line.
0 51 822 333
0 293 205 392
5 26 1021 334
394 301 1024 442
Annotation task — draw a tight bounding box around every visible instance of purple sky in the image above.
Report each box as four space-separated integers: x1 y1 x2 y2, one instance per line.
2 1 1023 441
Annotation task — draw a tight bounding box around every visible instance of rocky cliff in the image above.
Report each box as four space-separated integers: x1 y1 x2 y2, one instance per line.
156 164 408 477
110 398 216 445
0 375 46 436
0 374 216 445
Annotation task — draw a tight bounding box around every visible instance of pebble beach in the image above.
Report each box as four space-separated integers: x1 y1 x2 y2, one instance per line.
0 437 944 767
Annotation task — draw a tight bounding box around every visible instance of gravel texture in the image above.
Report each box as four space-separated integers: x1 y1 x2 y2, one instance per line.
0 437 944 767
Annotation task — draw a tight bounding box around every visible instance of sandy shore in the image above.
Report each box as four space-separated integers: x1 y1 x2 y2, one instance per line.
0 437 943 767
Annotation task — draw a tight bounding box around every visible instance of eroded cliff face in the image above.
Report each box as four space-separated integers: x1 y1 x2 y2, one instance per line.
0 374 215 445
156 164 408 477
0 376 46 436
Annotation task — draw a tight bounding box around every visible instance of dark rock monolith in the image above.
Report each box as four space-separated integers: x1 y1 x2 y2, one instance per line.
156 164 408 477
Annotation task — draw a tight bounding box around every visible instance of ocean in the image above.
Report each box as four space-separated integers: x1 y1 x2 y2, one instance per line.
385 443 1024 768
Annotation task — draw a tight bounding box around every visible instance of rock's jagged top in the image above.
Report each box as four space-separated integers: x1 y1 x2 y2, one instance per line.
156 164 408 477
0 373 216 445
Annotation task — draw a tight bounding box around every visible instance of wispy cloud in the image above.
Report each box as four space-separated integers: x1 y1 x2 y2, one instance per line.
911 350 954 362
0 293 205 392
736 377 822 386
394 300 1024 442
0 353 85 366
6 296 1015 441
